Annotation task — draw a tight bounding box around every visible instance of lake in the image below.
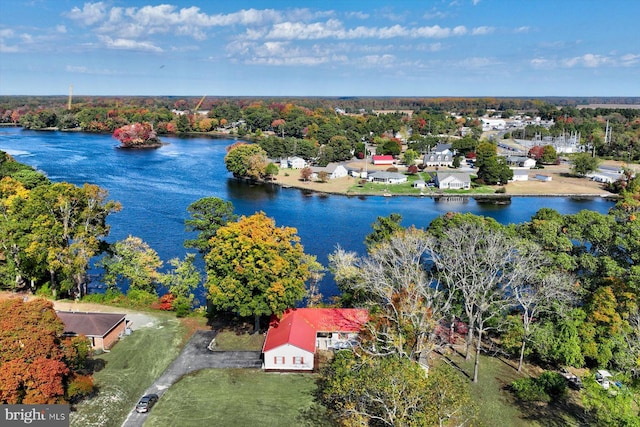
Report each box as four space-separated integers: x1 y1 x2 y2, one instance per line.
0 127 615 297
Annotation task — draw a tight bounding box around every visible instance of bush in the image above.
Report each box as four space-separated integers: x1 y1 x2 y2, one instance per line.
126 289 157 307
67 374 95 402
511 371 567 402
496 186 506 194
511 377 549 402
537 371 567 398
386 167 398 172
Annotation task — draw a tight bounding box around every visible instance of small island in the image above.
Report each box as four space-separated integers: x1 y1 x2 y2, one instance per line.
112 122 162 149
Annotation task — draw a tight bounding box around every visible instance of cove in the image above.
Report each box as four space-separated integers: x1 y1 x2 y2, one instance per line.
0 127 615 297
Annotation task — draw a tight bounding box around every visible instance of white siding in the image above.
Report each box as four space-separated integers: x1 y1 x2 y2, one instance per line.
263 344 314 371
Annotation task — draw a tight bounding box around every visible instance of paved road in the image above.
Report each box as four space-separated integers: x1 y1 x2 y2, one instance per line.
122 330 261 427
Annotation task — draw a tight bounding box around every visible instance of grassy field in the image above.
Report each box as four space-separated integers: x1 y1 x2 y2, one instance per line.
144 369 334 427
441 350 587 427
70 313 188 427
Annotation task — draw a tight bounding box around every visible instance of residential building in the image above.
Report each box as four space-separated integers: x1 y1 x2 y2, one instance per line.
57 311 128 351
372 155 395 165
435 172 471 190
367 171 408 184
423 143 454 167
262 308 368 371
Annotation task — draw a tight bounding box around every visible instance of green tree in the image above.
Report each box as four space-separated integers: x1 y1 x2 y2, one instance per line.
184 197 237 254
319 352 475 427
581 375 639 426
402 149 419 166
98 236 163 295
364 213 404 251
160 254 201 316
540 145 558 164
205 212 310 331
571 153 601 176
224 143 268 179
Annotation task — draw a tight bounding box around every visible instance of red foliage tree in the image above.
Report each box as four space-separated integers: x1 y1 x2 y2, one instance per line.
112 122 160 148
528 145 544 160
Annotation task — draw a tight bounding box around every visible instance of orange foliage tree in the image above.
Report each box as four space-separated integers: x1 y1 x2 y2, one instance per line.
0 298 92 404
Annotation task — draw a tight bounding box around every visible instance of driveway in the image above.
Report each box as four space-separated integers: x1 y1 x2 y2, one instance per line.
121 330 261 427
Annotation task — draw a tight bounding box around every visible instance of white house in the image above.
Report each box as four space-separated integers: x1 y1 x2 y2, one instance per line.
481 118 506 131
423 143 454 167
510 169 529 182
310 164 349 180
281 156 307 169
262 308 368 371
506 156 536 169
368 171 408 184
435 172 471 190
372 155 395 165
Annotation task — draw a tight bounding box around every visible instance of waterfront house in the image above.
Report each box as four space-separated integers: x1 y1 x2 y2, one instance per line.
310 163 349 180
510 169 530 182
435 172 471 190
368 171 408 184
505 156 536 169
262 308 368 372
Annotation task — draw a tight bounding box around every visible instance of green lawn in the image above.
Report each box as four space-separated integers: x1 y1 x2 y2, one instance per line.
443 351 586 427
71 313 187 427
144 369 333 427
210 330 265 351
347 171 496 196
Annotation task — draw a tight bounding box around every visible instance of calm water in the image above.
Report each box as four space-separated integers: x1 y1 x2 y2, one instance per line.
0 127 614 297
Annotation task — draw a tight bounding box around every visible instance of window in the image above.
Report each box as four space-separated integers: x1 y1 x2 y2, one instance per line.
292 356 305 365
273 356 285 364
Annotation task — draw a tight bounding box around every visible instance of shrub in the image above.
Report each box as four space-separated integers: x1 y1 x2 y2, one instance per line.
67 374 94 402
537 371 567 398
511 371 567 402
511 377 549 402
126 289 157 307
496 186 506 194
386 167 398 172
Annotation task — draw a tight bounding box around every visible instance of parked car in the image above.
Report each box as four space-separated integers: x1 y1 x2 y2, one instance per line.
135 394 158 413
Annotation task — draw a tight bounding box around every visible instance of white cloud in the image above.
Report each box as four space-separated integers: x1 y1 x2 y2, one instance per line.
514 26 530 33
66 65 117 75
345 11 369 20
98 35 163 52
363 54 396 66
620 53 640 66
56 25 67 34
562 54 609 68
471 26 494 36
531 58 555 69
68 2 107 26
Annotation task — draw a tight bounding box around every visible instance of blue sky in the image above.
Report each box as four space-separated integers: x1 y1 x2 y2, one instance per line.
1 0 639 97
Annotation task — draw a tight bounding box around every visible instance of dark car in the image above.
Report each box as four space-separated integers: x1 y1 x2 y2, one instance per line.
135 394 158 413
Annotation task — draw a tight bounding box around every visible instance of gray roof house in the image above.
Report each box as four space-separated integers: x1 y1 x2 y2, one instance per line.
423 143 454 167
368 171 408 184
435 172 471 190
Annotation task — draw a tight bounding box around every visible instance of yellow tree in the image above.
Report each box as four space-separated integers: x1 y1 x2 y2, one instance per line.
205 212 310 331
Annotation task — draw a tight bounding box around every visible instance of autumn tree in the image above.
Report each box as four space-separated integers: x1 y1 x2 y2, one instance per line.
224 143 268 180
184 197 237 254
0 298 92 404
300 166 313 182
112 122 160 148
98 235 163 295
205 212 311 331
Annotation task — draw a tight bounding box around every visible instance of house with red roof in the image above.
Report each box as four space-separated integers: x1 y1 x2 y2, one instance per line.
372 155 395 165
262 308 368 371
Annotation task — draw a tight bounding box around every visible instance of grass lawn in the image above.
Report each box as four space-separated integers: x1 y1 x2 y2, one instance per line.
71 313 188 427
145 369 334 427
442 350 587 427
210 330 265 351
